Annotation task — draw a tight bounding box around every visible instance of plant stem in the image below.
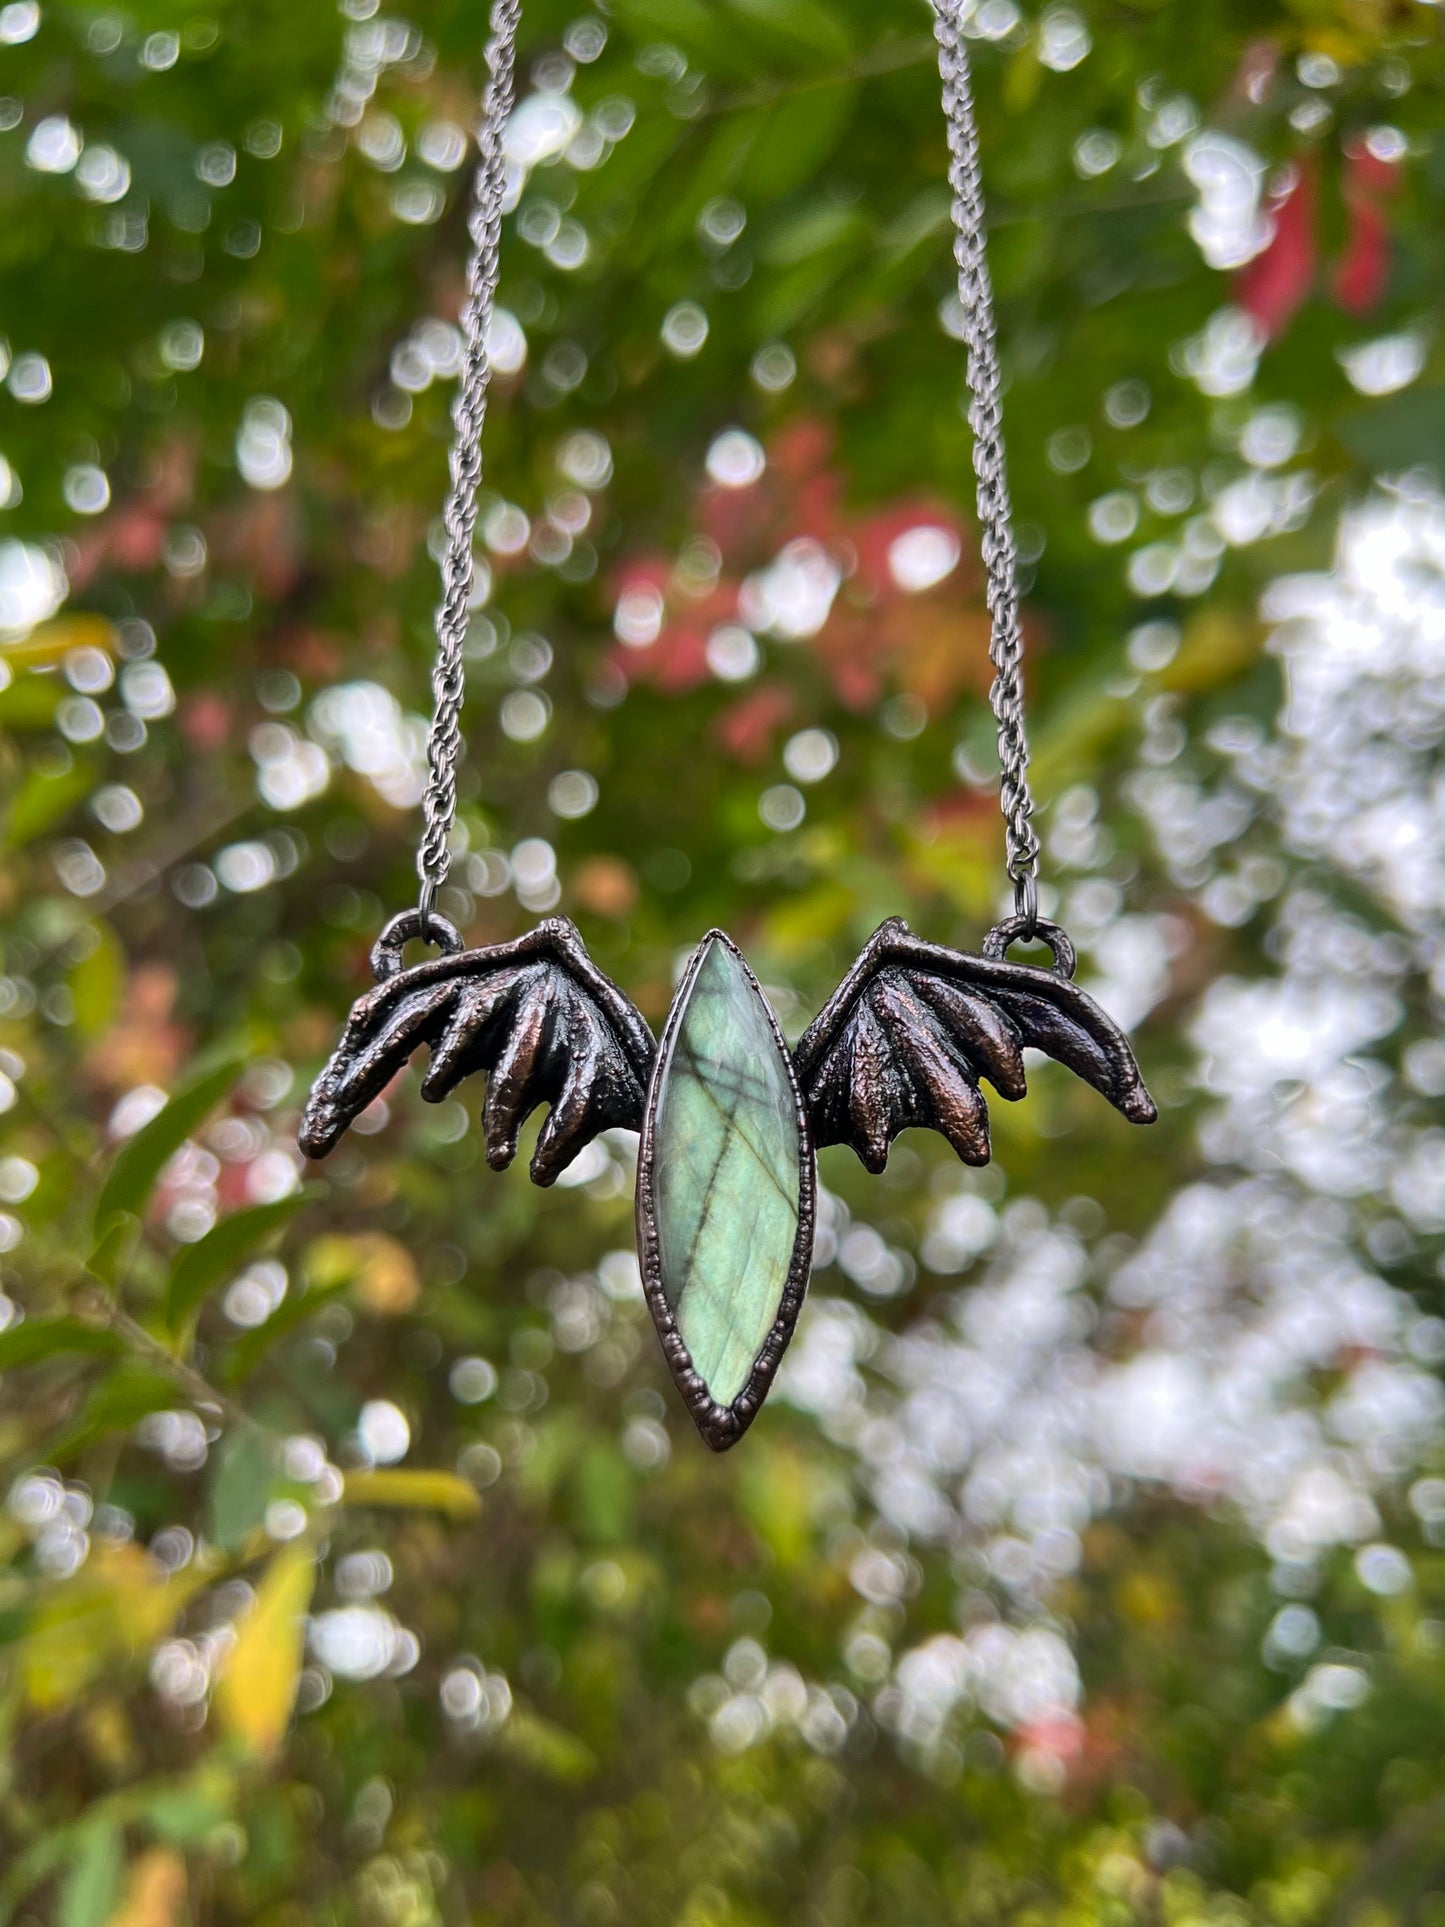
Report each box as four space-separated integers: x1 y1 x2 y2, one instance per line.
74 1282 263 1439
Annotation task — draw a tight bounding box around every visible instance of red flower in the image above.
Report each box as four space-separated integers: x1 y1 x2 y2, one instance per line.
1236 160 1316 340
1014 1712 1086 1765
1237 142 1402 340
179 692 232 752
1332 140 1401 315
850 500 968 603
771 416 833 482
713 681 796 763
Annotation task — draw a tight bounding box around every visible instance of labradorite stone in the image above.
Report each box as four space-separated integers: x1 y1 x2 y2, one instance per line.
652 938 802 1407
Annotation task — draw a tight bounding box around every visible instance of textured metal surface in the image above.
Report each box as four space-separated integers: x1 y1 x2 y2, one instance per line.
794 917 1157 1174
981 915 1076 979
370 907 465 981
416 0 521 931
934 1 1042 931
298 914 655 1186
304 910 1154 1189
299 911 1154 1441
635 933 815 1454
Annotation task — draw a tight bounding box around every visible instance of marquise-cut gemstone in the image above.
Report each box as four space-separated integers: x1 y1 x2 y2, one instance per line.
650 937 802 1408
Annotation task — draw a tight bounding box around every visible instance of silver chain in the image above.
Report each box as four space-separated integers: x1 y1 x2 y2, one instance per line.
933 1 1041 932
414 0 1040 936
416 0 521 935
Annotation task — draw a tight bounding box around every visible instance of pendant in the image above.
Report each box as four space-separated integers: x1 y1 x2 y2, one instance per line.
636 932 814 1450
300 909 1154 1449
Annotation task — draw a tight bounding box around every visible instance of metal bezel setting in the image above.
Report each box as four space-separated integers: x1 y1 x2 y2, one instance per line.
634 930 816 1453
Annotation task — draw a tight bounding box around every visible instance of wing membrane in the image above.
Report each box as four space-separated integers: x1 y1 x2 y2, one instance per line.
299 918 656 1185
794 917 1156 1172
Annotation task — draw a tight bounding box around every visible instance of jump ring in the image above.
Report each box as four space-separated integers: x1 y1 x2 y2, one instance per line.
981 915 1076 980
371 907 464 983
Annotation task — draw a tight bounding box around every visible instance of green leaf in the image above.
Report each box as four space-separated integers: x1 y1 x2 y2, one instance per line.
725 0 855 62
761 196 868 268
93 1058 243 1238
0 1318 126 1370
499 1708 598 1784
613 0 852 69
572 1439 636 1542
0 673 62 733
3 759 92 851
222 1277 351 1384
85 1214 138 1292
608 0 755 75
165 1189 317 1330
206 1425 278 1550
141 1779 235 1845
1336 386 1445 473
45 1367 180 1464
745 84 859 200
68 920 125 1040
58 1821 121 1927
683 112 767 216
756 245 864 338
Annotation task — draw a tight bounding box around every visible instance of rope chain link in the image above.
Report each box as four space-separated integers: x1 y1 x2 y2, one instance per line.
416 0 521 935
933 1 1042 932
415 0 1041 937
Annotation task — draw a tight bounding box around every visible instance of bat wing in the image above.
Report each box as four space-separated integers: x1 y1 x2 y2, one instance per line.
793 917 1156 1173
299 917 656 1186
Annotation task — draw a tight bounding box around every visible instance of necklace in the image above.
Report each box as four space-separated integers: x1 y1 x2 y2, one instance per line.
299 0 1156 1451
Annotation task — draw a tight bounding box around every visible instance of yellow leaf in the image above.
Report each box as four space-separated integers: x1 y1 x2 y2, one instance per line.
1157 609 1263 695
738 1445 819 1568
214 1543 315 1758
342 1468 483 1519
18 1543 206 1711
1301 23 1369 68
83 1696 137 1777
499 1707 597 1783
760 882 856 958
2 613 116 669
1028 684 1135 794
1115 1569 1181 1628
105 1848 187 1927
306 1232 420 1315
903 816 999 923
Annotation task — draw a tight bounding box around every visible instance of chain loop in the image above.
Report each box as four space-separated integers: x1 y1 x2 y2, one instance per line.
933 1 1042 933
1012 868 1038 933
416 0 521 935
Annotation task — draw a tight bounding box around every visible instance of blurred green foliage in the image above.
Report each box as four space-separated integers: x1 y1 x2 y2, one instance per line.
2 0 1445 1922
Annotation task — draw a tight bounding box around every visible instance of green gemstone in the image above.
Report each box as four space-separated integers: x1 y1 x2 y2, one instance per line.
650 937 803 1409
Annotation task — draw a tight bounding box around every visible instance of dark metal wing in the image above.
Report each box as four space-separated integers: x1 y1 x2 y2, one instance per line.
299 917 656 1186
792 917 1156 1173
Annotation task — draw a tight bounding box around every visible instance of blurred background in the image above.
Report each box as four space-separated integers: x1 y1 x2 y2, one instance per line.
2 0 1445 1920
